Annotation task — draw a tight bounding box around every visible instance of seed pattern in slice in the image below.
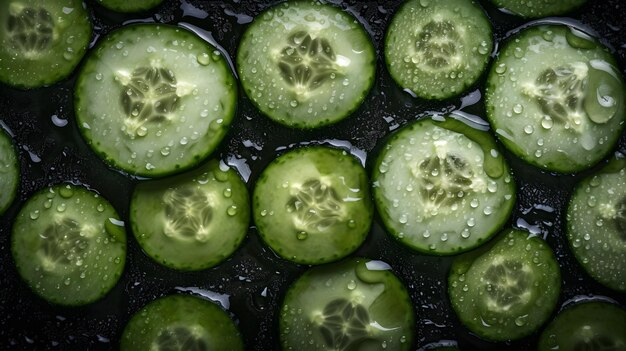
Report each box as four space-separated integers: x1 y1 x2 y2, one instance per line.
96 0 164 13
0 127 19 215
485 25 626 173
489 0 587 18
384 0 493 100
121 294 244 351
280 258 415 351
0 0 91 88
11 184 126 306
372 114 515 255
237 1 376 128
567 156 626 292
538 301 626 351
75 24 237 177
448 229 561 341
131 159 249 271
253 146 373 264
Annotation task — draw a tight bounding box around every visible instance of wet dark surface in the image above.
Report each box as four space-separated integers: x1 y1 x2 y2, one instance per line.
0 0 625 350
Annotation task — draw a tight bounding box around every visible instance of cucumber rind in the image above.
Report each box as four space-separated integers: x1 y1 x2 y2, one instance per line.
121 294 245 351
537 301 626 351
0 127 19 215
489 0 587 18
74 24 237 178
448 229 561 341
279 257 415 351
253 145 373 265
11 184 127 306
566 156 626 292
237 0 376 129
384 0 493 100
372 115 516 255
0 0 92 89
130 159 250 271
485 24 626 173
96 0 164 13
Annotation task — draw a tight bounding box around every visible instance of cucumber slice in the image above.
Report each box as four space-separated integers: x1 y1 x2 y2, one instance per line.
0 127 19 215
538 301 626 351
11 184 127 306
0 0 91 89
489 0 587 18
121 294 244 351
280 258 415 351
385 0 493 100
448 229 561 341
75 24 237 178
253 146 372 264
485 25 626 173
566 156 626 292
237 1 376 128
96 0 164 13
372 114 515 255
130 159 250 271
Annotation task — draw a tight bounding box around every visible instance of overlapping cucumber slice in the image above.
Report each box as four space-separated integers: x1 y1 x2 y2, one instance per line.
131 159 250 271
0 127 19 215
75 24 237 177
486 24 625 173
121 294 244 351
237 1 376 128
95 0 164 13
567 156 626 291
448 229 561 341
11 184 126 306
0 0 91 88
385 0 493 100
280 258 415 351
253 146 372 264
489 0 587 18
372 114 515 255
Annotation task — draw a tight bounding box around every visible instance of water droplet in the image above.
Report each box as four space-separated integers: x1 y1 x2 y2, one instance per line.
541 116 553 129
197 53 210 65
347 280 357 290
462 284 469 292
160 147 171 156
136 126 148 137
289 100 298 107
180 137 189 145
514 47 524 58
596 219 603 227
95 73 103 81
223 188 232 198
96 204 105 212
64 278 71 286
227 205 238 216
296 231 308 240
467 218 475 227
515 315 528 326
399 214 408 224
587 196 597 207
59 185 74 198
478 41 489 55
513 104 523 114
524 125 534 134
441 233 448 241
57 203 66 212
347 219 356 228
495 63 507 74
43 199 53 209
419 0 430 7
470 199 479 208
461 229 471 238
30 210 40 220
483 206 493 215
260 209 268 217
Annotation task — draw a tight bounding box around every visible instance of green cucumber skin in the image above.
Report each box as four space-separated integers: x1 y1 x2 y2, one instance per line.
96 0 164 13
490 0 587 18
0 127 19 215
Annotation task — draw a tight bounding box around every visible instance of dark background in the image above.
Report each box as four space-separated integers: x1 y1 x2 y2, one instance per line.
1 0 625 350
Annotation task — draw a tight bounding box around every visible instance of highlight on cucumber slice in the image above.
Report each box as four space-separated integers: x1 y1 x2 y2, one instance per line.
280 258 415 351
11 184 127 306
95 0 164 13
538 301 626 351
485 24 626 173
384 0 493 100
237 0 376 128
0 127 19 215
0 0 92 89
130 159 250 271
121 294 244 351
566 156 626 292
253 146 373 265
448 229 561 342
75 24 237 178
371 114 516 255
489 0 587 18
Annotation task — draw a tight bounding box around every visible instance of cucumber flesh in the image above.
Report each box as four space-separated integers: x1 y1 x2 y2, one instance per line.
485 25 626 173
489 0 587 18
0 0 92 89
567 156 626 292
385 0 493 100
372 115 515 255
237 1 376 128
96 0 164 13
131 159 250 271
75 24 237 177
121 294 244 351
253 146 373 264
11 184 127 306
538 301 626 351
0 127 19 215
448 229 561 341
280 258 415 351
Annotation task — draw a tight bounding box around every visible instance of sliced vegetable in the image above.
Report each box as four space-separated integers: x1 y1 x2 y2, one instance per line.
280 258 415 350
0 127 19 215
11 184 126 306
95 0 164 13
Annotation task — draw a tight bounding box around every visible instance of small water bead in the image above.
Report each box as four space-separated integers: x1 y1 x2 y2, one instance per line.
197 52 210 65
515 315 528 327
260 209 268 217
227 205 238 216
589 176 601 187
296 231 308 240
30 210 40 220
64 278 71 286
495 63 507 74
180 137 188 145
535 150 543 158
541 116 553 129
470 199 479 208
95 73 103 81
422 230 431 238
43 199 53 209
478 41 489 55
524 125 534 134
587 196 597 207
347 219 356 228
160 147 171 156
467 218 475 227
289 100 298 107
572 238 582 248
96 204 105 212
583 233 591 241
347 280 357 290
514 47 524 58
513 104 523 114
461 229 471 238
57 203 67 212
596 219 604 227
419 0 430 7
483 206 493 215
487 182 498 193
441 233 448 242
223 188 232 198
145 163 155 170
